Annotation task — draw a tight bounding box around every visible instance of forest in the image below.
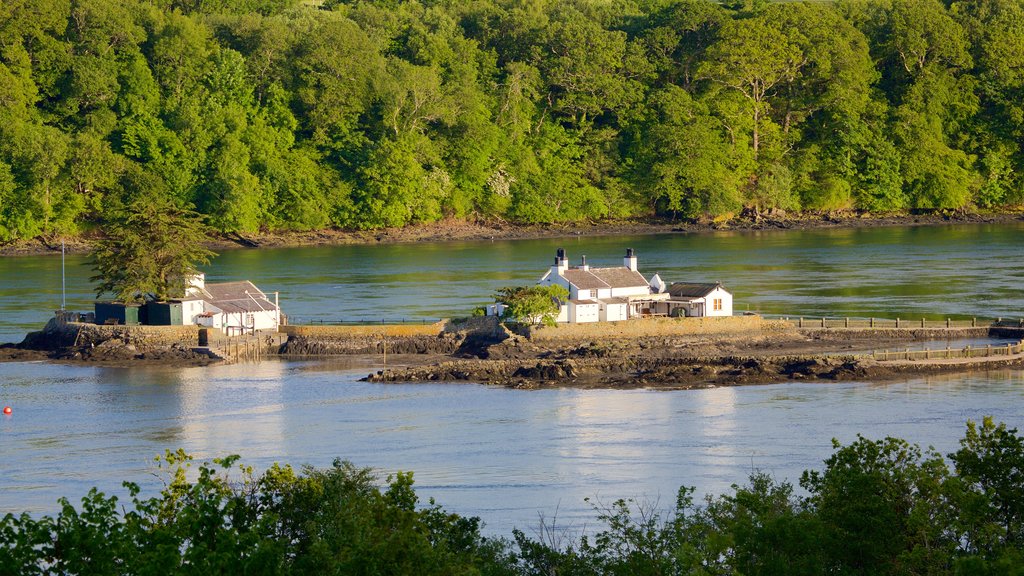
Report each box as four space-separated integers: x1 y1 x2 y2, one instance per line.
3 418 1024 574
1 0 1023 243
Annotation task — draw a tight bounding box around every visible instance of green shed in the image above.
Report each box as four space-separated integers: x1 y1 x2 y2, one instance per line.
94 302 143 325
145 301 183 326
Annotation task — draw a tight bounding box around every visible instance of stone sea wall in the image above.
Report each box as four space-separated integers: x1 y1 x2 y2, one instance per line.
279 321 460 355
522 315 785 343
280 321 446 338
21 319 201 351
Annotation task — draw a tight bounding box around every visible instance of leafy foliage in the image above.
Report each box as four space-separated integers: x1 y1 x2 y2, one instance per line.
88 196 215 302
5 421 1024 574
1 0 1024 244
494 284 569 326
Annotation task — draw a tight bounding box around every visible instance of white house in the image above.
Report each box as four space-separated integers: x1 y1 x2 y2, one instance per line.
666 282 733 317
536 248 672 322
181 274 282 334
487 248 734 324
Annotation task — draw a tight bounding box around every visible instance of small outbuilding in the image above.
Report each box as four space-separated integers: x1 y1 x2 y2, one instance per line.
94 302 144 325
666 282 733 317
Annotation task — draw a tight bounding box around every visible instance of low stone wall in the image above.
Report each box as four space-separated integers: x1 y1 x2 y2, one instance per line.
21 320 202 351
279 321 445 338
524 315 785 343
279 321 462 355
798 327 994 340
70 322 202 349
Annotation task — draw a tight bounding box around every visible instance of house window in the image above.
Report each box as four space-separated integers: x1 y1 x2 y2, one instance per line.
713 298 723 311
589 289 597 298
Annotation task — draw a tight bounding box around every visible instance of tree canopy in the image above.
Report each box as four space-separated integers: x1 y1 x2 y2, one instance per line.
494 284 569 326
88 195 214 302
2 0 1024 244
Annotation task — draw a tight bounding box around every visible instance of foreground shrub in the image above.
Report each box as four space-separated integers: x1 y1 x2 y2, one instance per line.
3 420 1024 575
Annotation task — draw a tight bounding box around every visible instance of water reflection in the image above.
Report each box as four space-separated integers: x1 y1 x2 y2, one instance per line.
2 361 1024 534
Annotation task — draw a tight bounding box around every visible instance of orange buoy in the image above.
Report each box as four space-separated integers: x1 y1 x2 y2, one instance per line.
2 406 10 415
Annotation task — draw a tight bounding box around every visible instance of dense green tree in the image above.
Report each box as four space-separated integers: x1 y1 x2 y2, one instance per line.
1 0 1024 245
89 195 215 302
494 284 568 326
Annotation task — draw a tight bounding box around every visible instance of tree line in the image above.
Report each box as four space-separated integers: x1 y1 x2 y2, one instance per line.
3 417 1024 574
2 0 1023 243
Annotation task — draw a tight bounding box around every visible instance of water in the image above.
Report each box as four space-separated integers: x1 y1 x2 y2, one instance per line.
4 223 1024 343
2 360 1022 534
2 223 1024 534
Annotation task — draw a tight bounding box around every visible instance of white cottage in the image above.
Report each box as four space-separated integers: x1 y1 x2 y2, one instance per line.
536 248 672 322
487 248 734 324
186 274 282 334
666 282 733 317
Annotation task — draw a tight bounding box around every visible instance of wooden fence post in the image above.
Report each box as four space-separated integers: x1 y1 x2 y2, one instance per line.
921 318 925 328
821 317 826 328
973 318 977 328
798 317 803 328
947 318 950 328
870 317 874 328
845 317 849 328
896 317 900 329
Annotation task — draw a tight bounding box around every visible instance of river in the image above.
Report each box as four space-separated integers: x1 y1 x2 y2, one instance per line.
1 223 1024 534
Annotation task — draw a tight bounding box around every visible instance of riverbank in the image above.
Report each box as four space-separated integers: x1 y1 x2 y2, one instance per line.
3 210 1022 257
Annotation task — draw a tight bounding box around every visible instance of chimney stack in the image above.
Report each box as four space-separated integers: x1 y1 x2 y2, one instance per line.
552 248 568 276
581 255 589 271
624 248 638 271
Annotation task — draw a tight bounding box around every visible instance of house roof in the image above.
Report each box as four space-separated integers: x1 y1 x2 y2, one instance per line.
668 282 724 298
562 267 649 290
599 297 630 305
201 281 278 314
570 299 598 305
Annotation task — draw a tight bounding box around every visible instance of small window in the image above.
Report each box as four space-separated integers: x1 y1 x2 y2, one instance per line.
713 298 723 311
590 289 597 298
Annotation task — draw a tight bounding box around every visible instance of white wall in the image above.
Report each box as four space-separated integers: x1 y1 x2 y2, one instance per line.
600 302 628 322
182 300 205 324
569 302 600 323
555 304 568 323
705 288 733 317
609 285 652 298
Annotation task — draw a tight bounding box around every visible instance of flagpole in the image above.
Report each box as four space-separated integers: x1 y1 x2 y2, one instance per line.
61 240 66 311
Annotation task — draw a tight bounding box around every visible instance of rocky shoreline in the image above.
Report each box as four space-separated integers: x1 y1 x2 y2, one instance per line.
360 325 1024 389
2 211 1022 257
1 319 219 367
6 316 1023 388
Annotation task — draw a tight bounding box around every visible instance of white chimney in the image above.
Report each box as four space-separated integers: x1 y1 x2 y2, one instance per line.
624 248 638 272
187 272 205 295
580 255 589 271
550 248 568 279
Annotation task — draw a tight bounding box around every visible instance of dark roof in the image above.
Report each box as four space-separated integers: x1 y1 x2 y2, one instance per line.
561 269 606 290
667 282 724 298
561 267 648 290
202 281 277 314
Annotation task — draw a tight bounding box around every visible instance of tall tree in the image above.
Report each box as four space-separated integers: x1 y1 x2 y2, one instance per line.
89 195 215 302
